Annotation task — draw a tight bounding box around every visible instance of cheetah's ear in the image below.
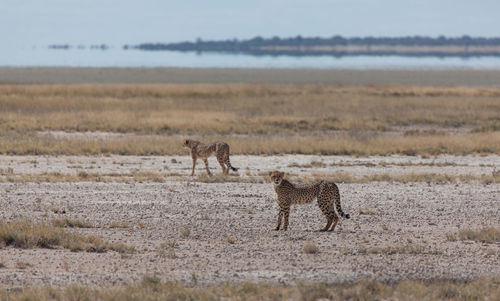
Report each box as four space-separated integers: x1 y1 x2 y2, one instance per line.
268 171 273 176
279 171 285 178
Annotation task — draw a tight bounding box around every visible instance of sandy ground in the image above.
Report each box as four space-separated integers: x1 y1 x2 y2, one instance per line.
0 154 499 288
3 67 500 86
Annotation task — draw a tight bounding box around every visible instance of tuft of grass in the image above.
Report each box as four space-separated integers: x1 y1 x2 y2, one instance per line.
358 208 379 215
0 220 134 253
109 221 129 229
15 261 31 270
52 218 93 228
457 227 500 243
446 233 458 241
303 242 320 254
180 226 191 238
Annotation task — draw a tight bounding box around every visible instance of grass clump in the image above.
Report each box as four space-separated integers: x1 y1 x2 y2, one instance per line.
52 218 93 228
303 242 320 254
0 220 134 253
109 221 129 228
457 227 500 243
180 226 191 238
358 208 379 215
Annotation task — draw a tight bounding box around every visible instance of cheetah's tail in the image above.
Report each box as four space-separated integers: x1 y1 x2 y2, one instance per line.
335 199 350 219
225 158 239 172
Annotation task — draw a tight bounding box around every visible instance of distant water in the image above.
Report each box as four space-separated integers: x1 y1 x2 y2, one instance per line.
5 45 500 69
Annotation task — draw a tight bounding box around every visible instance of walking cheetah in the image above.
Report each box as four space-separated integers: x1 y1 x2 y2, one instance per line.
183 139 238 176
269 171 350 231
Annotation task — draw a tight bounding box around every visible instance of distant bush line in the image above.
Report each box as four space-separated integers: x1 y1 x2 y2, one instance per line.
125 35 500 57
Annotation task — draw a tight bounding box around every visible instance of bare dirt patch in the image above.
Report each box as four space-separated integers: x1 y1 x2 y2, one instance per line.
0 155 498 288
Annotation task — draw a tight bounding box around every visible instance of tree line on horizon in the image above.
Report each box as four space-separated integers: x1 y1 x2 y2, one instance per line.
126 35 500 57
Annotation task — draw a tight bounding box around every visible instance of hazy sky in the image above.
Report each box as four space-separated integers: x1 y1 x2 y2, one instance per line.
2 0 500 47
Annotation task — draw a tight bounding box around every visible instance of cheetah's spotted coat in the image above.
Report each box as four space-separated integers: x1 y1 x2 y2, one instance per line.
269 171 350 231
183 139 238 176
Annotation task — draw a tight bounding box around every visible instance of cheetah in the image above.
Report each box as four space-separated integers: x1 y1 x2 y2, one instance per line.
183 139 238 176
269 171 350 231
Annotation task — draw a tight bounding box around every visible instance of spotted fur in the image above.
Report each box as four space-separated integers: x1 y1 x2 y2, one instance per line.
269 171 350 231
183 139 238 176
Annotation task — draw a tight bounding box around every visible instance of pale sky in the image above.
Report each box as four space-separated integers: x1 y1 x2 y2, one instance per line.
2 0 499 47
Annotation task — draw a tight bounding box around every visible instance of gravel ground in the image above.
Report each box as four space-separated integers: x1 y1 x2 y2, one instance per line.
0 155 499 288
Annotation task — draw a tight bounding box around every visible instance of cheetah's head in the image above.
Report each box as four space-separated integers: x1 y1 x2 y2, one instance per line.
269 171 285 185
183 139 191 148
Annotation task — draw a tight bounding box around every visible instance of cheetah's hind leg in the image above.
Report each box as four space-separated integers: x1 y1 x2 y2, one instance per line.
328 216 340 232
319 218 333 232
217 156 227 174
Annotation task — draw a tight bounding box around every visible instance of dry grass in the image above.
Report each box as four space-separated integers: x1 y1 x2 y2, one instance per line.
0 170 497 184
109 221 129 229
358 208 379 215
303 242 320 254
1 130 499 156
0 220 134 253
52 218 93 228
0 171 168 183
359 244 432 255
194 173 265 183
0 276 499 300
0 84 499 156
455 227 500 243
291 172 500 184
180 226 191 238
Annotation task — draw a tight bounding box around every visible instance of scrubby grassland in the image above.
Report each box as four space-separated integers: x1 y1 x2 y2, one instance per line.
2 276 500 301
0 84 499 156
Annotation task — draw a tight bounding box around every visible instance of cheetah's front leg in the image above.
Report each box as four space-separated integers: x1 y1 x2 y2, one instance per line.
190 158 197 176
203 158 212 176
282 208 290 231
275 210 283 230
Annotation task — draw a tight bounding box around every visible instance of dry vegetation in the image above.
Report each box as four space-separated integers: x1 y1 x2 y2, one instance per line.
447 227 500 244
0 169 498 184
0 276 499 301
51 217 93 228
0 84 499 156
0 220 134 253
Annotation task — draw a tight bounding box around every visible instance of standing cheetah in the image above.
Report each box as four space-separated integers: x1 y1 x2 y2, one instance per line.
269 171 350 231
183 139 238 176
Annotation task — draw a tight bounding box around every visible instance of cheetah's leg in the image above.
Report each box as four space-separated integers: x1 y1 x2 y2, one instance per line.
317 183 337 232
216 154 227 174
275 210 283 231
283 208 290 231
203 158 212 176
328 215 340 232
190 158 197 176
320 218 333 232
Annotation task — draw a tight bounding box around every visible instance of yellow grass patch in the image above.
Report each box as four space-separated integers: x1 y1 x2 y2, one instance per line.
0 276 499 300
0 220 134 253
1 84 499 155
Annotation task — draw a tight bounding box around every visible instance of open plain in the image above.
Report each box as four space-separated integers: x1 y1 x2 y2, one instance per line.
0 154 499 288
0 68 499 299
